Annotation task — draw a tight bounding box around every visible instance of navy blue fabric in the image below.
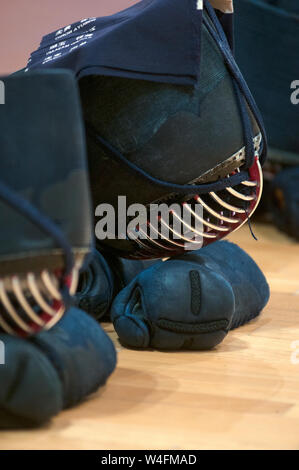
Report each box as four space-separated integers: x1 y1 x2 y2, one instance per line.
25 0 235 87
203 1 267 166
270 167 299 240
26 0 238 92
234 0 299 155
190 240 270 330
75 248 154 320
0 70 93 282
27 0 202 86
111 241 270 350
0 307 116 428
265 0 299 15
216 11 234 50
75 249 115 320
0 179 74 277
89 127 249 194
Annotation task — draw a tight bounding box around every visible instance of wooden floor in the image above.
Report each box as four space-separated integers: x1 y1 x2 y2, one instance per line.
1 223 299 450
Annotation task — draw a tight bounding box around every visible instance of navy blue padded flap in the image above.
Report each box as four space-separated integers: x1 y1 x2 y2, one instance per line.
27 0 203 86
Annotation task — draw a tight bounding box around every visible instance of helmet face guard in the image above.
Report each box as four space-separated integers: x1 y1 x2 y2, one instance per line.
26 0 267 260
87 129 263 259
129 150 263 260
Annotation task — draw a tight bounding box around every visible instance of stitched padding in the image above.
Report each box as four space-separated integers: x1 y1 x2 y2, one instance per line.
156 318 229 334
190 270 201 316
